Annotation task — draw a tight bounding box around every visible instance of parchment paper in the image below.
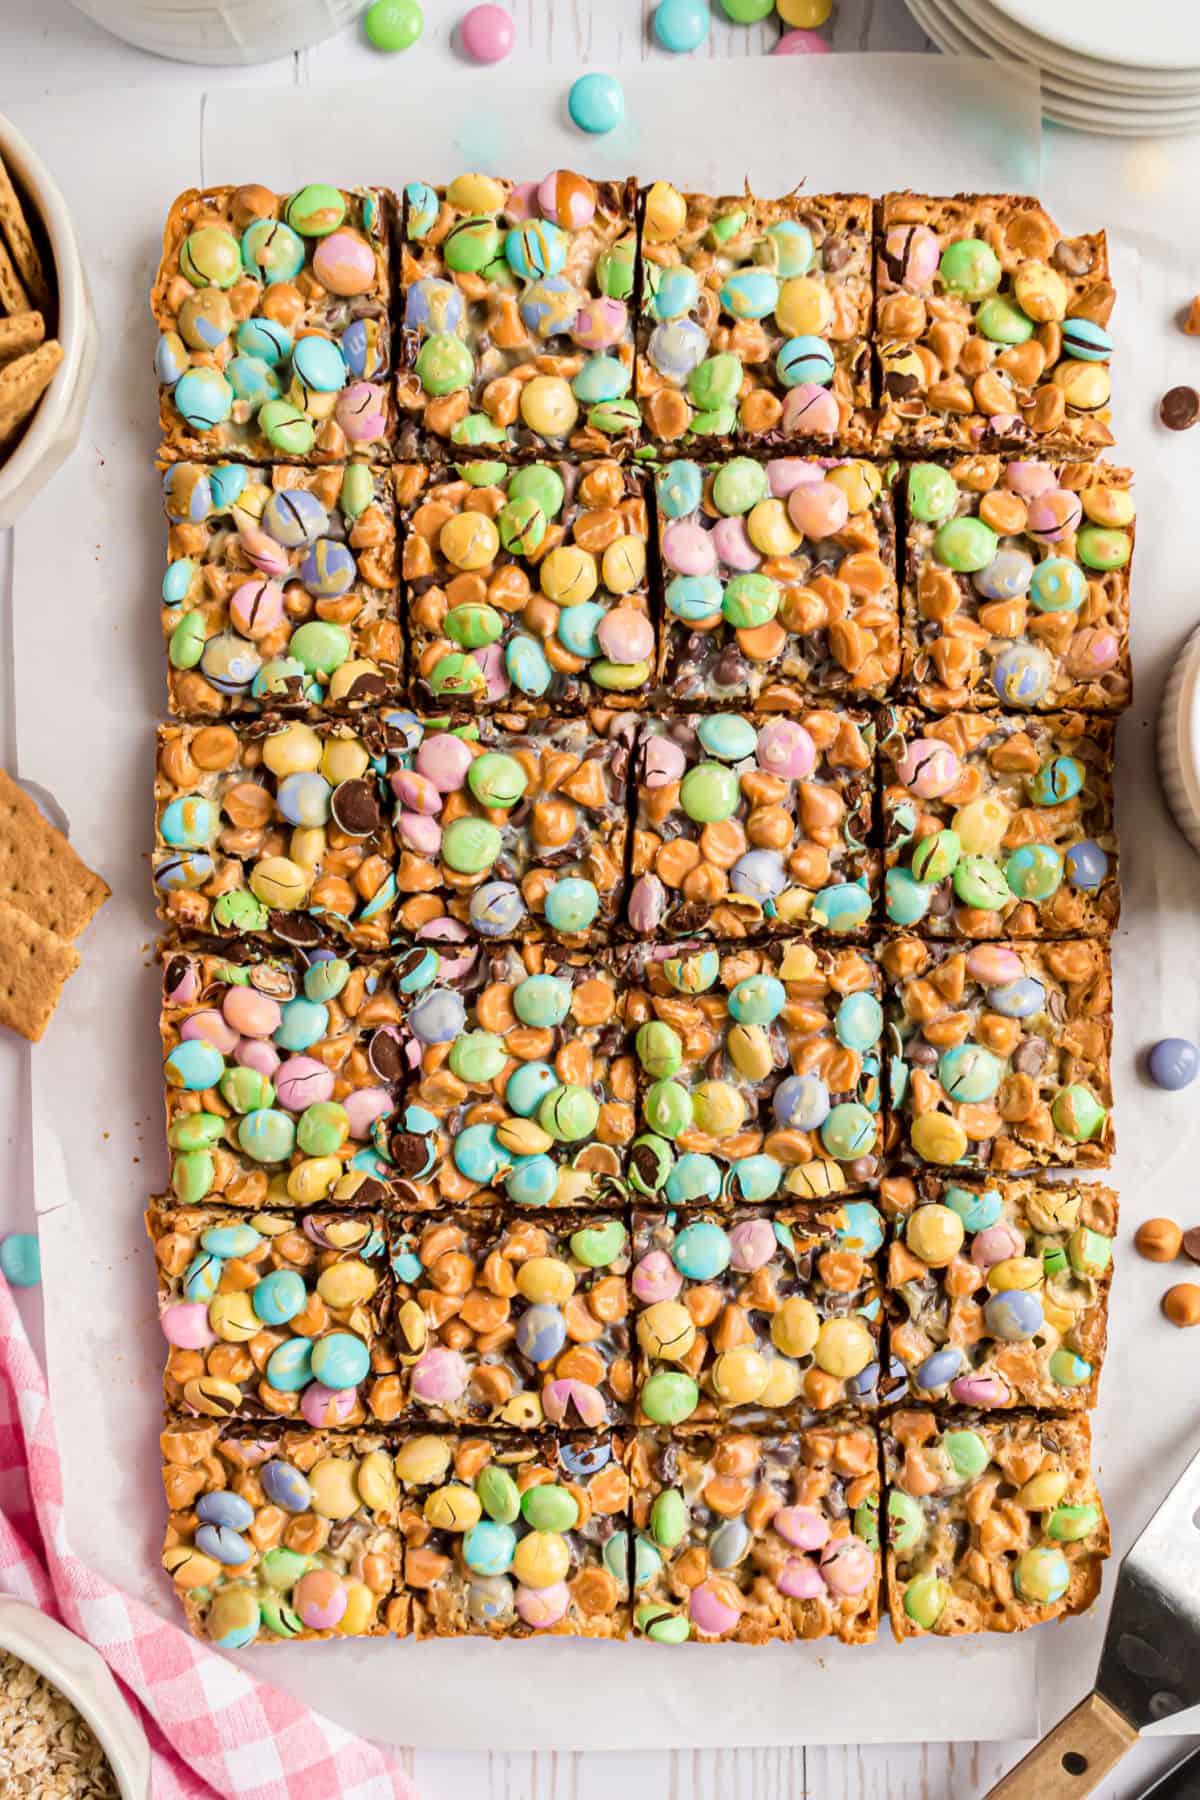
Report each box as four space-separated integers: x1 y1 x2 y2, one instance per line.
0 55 1077 1750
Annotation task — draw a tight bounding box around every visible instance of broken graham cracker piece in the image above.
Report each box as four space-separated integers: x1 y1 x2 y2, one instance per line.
0 152 51 314
0 339 62 448
0 768 109 938
0 900 79 1041
0 234 29 316
0 310 43 367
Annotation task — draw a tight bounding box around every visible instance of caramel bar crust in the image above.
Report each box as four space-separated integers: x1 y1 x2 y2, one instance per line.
627 1424 880 1643
654 455 898 707
161 1419 407 1642
153 185 391 464
899 457 1133 714
637 186 872 452
160 460 398 717
629 710 877 941
394 1429 630 1637
396 458 651 713
883 1408 1109 1638
876 193 1113 456
631 1203 885 1426
883 936 1113 1172
880 1172 1116 1410
880 706 1118 938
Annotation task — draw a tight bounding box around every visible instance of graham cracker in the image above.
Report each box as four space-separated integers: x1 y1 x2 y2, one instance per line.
0 900 80 1042
0 338 62 448
0 768 109 938
0 310 43 367
0 153 50 314
0 233 29 316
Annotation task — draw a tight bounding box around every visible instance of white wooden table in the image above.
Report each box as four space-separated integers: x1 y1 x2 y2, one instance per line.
1 1 1196 1794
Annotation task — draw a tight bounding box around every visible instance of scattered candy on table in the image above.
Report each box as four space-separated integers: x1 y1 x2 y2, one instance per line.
653 0 710 52
1146 1036 1200 1089
1162 1285 1200 1328
568 73 625 135
719 0 774 19
0 1233 40 1287
459 4 515 61
1134 1218 1183 1262
1160 385 1199 431
777 0 832 23
775 28 831 52
365 0 424 51
1183 296 1200 336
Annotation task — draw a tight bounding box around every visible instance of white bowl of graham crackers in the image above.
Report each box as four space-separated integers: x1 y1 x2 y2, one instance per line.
0 110 97 528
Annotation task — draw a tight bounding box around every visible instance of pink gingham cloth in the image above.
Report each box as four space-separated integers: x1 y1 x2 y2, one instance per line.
0 1269 422 1800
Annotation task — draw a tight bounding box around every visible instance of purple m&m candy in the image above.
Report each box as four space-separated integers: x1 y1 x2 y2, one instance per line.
1147 1037 1200 1091
950 1372 1008 1407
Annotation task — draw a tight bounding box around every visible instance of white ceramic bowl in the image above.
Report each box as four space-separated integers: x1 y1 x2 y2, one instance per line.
0 112 98 529
1158 623 1200 857
0 1598 151 1800
73 0 366 65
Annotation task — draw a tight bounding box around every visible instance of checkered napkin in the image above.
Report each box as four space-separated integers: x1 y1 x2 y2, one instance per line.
0 1270 422 1800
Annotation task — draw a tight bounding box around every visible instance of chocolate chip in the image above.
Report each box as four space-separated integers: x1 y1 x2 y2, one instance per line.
344 671 389 703
331 777 382 836
631 1143 664 1190
1051 238 1094 277
1012 1037 1048 1075
369 1026 406 1082
163 954 192 997
884 370 920 398
712 645 750 687
1160 385 1200 431
1183 1227 1200 1264
822 235 851 272
907 1040 938 1068
268 910 322 948
389 1129 432 1175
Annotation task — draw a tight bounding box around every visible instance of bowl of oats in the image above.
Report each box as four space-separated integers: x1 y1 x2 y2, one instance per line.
0 1600 150 1800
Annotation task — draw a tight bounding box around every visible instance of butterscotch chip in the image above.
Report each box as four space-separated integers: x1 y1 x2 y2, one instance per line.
0 309 43 367
1163 1284 1200 1328
1184 296 1200 336
0 899 79 1041
0 769 109 938
1136 1218 1182 1262
0 153 50 313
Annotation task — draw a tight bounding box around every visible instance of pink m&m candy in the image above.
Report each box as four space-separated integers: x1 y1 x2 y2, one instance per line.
222 985 281 1038
390 769 442 814
767 457 822 497
236 1038 279 1079
474 641 511 702
541 1377 606 1427
728 1217 776 1272
237 525 290 578
597 607 654 665
537 169 597 230
343 1087 394 1139
787 478 849 540
410 1347 470 1404
275 1054 335 1111
972 1221 1025 1269
662 519 716 576
573 297 627 350
1005 460 1056 498
313 230 376 297
230 577 285 640
161 1302 215 1350
505 182 539 223
777 1556 827 1599
775 27 831 53
631 1249 683 1304
643 736 688 788
1066 627 1119 677
416 732 474 792
884 223 939 289
897 737 960 799
301 1383 357 1428
820 1535 874 1596
461 3 515 62
756 717 816 780
711 515 760 570
336 381 387 444
951 1373 1008 1407
965 944 1023 986
773 1505 830 1551
516 1580 570 1628
294 1568 348 1631
781 384 840 435
397 811 443 856
181 1009 239 1055
164 960 200 1005
1026 489 1083 542
689 1578 741 1638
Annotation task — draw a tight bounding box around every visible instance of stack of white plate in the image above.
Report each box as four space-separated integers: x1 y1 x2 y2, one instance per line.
905 0 1200 135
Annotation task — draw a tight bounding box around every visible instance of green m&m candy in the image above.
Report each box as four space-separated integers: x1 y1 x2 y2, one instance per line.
907 463 958 525
644 1079 693 1139
1052 1084 1107 1143
415 333 474 395
444 217 502 274
940 1429 989 1480
1013 1545 1069 1604
938 237 1001 301
569 1218 626 1268
508 463 566 518
1068 1226 1111 1276
934 515 998 573
650 1488 688 1547
520 1484 579 1532
597 236 636 300
953 855 1011 911
441 816 502 874
468 752 527 809
1005 844 1063 901
641 1369 699 1424
284 184 346 236
429 651 485 697
629 1133 674 1195
259 400 315 457
712 457 768 516
911 829 960 884
445 603 504 648
169 611 206 670
180 226 241 289
976 295 1034 344
903 1571 947 1629
297 1101 349 1155
636 1020 683 1078
722 573 779 629
887 1490 924 1554
1077 525 1131 571
498 495 548 555
538 1083 600 1142
449 1031 508 1083
290 621 350 676
680 762 740 822
687 352 742 411
1047 1503 1101 1542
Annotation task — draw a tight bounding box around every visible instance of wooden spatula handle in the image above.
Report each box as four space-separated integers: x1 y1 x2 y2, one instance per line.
986 1691 1139 1799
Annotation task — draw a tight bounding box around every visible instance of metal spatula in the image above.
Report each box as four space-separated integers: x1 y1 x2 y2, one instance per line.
988 1442 1200 1797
